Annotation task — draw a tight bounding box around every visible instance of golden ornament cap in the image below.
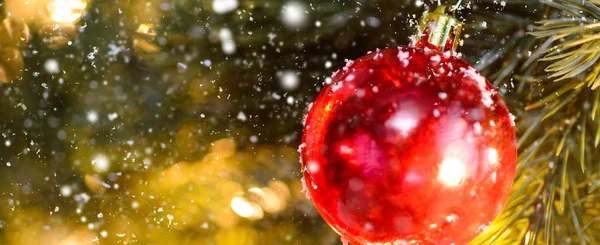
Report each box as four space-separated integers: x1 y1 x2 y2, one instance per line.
415 5 463 52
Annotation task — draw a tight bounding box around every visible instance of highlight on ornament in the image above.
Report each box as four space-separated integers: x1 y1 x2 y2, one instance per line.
300 5 517 245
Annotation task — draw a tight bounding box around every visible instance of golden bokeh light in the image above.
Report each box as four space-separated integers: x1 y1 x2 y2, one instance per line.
0 47 24 83
156 162 192 189
4 0 48 23
212 205 240 228
0 18 30 49
59 229 96 245
248 186 288 214
136 24 156 36
84 174 109 193
0 136 308 244
209 138 237 159
4 0 87 50
4 0 88 25
133 23 161 61
231 196 264 220
48 0 88 24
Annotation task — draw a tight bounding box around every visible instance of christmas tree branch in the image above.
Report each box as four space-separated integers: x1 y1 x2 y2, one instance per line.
530 0 600 86
462 0 600 243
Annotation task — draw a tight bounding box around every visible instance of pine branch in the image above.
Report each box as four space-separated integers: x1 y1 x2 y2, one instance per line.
530 0 600 87
463 1 600 244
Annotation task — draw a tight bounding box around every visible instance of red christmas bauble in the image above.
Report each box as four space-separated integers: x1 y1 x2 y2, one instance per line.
300 47 517 245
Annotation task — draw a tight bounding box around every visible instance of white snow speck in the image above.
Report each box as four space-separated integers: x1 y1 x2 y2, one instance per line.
446 214 458 223
167 214 174 225
331 81 343 92
443 51 453 58
386 110 418 137
373 49 383 60
87 111 99 123
107 44 122 56
60 186 73 197
343 59 354 71
438 92 448 99
509 113 516 126
397 49 410 67
212 0 238 14
177 62 187 73
298 142 306 153
272 92 282 100
463 67 493 108
300 177 311 200
345 74 355 82
281 1 308 29
91 154 110 173
87 47 98 60
107 113 118 121
237 111 247 121
44 59 60 74
278 70 300 91
249 135 258 143
219 28 236 54
488 148 498 166
341 237 350 245
473 122 482 135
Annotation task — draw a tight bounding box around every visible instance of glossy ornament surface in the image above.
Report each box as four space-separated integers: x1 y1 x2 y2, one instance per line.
300 46 517 244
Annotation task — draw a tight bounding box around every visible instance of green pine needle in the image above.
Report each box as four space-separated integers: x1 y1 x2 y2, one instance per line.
530 1 600 86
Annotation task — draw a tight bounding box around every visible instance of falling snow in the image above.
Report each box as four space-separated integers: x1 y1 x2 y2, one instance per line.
279 70 300 91
212 0 238 14
281 1 309 29
44 59 60 74
0 1 535 244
